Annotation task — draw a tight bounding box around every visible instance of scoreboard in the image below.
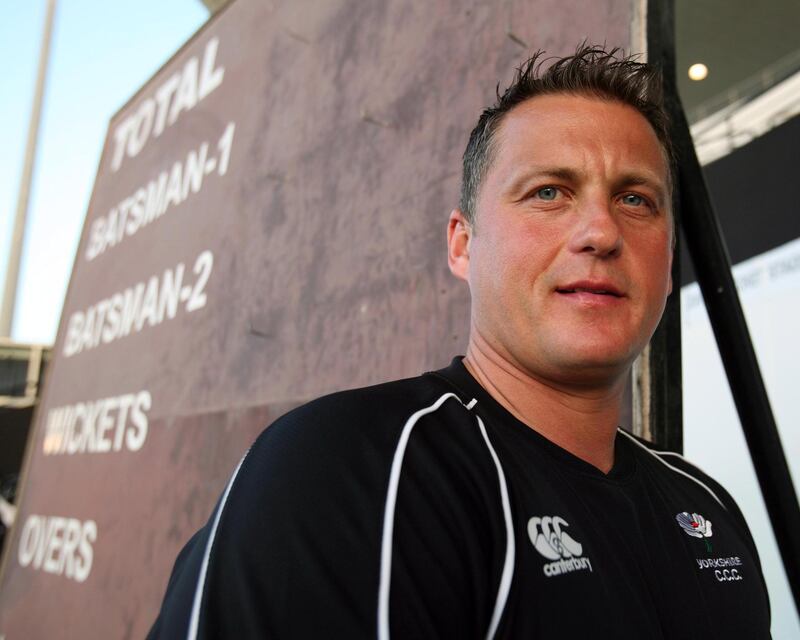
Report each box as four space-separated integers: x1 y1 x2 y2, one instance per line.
0 1 635 636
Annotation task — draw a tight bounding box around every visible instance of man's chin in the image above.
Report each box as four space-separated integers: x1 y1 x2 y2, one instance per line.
533 346 637 388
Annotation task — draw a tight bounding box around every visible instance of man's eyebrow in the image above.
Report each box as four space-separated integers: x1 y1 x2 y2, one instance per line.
616 172 664 188
503 166 582 195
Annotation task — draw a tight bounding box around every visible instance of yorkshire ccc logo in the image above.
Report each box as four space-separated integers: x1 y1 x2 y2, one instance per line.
676 511 713 553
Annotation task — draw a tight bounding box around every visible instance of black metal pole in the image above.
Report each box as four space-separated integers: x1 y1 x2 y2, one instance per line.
647 0 800 616
670 95 800 615
642 0 683 454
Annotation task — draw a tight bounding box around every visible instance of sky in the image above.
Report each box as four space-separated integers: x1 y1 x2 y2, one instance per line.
0 0 208 345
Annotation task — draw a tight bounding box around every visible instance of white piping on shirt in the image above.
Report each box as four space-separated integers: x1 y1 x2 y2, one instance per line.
187 452 248 640
475 414 515 640
657 449 712 472
618 429 727 510
378 394 514 640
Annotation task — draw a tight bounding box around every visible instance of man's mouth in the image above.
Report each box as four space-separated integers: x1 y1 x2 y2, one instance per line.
555 282 624 297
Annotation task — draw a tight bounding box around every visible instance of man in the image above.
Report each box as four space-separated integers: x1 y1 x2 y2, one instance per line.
149 45 771 639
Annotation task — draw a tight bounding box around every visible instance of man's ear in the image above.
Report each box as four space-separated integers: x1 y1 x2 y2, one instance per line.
447 209 472 282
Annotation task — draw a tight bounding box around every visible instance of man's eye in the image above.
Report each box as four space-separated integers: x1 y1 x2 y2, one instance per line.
621 193 646 206
535 187 559 201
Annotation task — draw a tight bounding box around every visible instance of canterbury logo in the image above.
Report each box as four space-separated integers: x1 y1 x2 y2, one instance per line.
528 515 593 577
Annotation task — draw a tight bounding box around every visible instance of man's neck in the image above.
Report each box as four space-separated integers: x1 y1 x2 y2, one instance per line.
463 341 627 474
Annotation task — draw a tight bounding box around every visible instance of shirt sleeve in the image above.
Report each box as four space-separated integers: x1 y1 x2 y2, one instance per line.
146 389 509 639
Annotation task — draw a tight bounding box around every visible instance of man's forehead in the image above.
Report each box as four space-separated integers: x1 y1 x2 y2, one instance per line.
497 94 659 151
488 93 671 189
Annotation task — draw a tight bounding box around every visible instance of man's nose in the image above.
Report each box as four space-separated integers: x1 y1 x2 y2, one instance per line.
567 199 623 257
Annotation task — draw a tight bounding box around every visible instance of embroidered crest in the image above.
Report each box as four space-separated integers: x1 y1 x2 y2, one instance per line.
676 511 713 552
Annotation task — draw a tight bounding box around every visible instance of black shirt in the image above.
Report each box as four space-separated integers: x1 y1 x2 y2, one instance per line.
148 357 771 639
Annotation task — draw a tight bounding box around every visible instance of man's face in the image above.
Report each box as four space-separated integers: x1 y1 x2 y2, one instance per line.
448 94 674 386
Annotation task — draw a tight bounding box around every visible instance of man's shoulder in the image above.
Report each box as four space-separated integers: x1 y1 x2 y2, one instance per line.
292 371 453 420
241 366 473 477
264 369 461 439
623 431 724 490
621 431 752 531
213 363 494 552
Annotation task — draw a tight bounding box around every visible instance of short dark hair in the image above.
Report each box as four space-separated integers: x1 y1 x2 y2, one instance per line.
459 44 673 224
